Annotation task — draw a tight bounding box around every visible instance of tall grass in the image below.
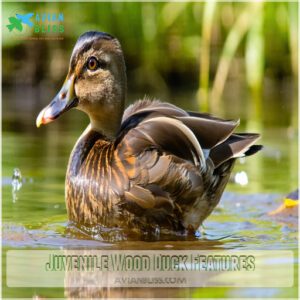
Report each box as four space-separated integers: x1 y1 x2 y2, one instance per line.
198 0 216 111
2 1 297 125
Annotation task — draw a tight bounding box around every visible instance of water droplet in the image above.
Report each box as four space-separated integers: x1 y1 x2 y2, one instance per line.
11 168 22 203
234 171 248 186
195 230 201 238
154 226 160 236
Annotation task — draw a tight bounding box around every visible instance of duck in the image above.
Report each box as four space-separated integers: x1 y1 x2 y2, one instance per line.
36 31 262 236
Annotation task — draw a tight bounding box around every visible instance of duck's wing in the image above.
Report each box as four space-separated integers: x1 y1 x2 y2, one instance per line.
119 99 240 157
111 100 261 229
118 99 261 166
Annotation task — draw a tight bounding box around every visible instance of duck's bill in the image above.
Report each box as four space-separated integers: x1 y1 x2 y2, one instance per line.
36 75 78 127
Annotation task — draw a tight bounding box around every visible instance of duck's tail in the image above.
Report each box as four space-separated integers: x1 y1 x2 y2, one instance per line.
209 133 263 169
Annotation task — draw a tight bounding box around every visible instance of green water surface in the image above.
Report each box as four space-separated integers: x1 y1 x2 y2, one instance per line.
2 88 298 298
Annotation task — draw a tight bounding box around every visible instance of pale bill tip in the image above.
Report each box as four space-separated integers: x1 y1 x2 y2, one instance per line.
36 110 44 128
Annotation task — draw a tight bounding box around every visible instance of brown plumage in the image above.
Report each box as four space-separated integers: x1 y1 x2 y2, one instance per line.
36 31 262 236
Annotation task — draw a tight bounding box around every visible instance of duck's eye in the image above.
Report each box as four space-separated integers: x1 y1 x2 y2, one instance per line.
87 57 99 71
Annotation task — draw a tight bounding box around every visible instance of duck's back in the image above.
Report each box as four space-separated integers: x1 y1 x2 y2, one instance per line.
66 100 261 234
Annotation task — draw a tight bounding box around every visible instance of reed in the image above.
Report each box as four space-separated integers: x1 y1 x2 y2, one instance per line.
198 0 216 112
2 1 297 130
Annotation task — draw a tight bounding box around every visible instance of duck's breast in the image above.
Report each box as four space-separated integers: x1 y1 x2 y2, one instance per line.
65 129 121 225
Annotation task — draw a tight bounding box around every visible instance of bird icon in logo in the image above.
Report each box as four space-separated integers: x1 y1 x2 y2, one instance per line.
6 17 23 32
6 13 34 32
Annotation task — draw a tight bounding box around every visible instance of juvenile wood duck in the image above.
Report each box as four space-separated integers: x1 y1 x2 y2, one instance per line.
36 31 262 236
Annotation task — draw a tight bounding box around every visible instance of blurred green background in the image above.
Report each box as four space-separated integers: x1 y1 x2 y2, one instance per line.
2 1 298 299
3 1 298 125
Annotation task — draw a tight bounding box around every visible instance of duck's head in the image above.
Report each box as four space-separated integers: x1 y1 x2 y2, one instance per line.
36 31 126 137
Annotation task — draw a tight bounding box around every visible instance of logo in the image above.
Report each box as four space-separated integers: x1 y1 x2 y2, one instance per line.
6 12 64 36
7 13 34 32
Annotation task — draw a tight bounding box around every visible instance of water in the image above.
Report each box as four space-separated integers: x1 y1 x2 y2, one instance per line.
2 87 298 298
11 167 22 203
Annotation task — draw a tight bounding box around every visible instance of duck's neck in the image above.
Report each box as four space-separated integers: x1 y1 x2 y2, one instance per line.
89 110 122 139
67 125 106 177
87 97 125 139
